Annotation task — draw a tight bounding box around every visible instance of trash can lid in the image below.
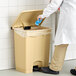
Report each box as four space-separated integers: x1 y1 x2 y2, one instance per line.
12 10 45 29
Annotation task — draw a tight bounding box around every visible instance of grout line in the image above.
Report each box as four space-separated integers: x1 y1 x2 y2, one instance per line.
0 4 47 7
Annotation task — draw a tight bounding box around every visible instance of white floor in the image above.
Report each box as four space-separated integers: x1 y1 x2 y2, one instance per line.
0 60 76 76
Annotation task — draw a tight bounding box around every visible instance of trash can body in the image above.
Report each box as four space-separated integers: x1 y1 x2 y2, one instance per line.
12 10 51 73
14 27 51 73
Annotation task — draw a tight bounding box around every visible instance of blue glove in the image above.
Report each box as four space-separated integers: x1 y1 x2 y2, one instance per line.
35 18 43 26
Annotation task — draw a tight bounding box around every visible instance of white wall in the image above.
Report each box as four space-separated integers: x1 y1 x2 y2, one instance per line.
65 45 76 60
0 0 14 70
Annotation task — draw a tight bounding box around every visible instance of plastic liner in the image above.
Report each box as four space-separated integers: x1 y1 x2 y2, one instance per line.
14 27 51 37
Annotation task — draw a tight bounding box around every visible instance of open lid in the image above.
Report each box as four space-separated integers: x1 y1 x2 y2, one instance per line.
12 10 45 29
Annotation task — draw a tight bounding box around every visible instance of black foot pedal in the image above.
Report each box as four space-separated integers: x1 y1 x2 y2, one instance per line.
33 66 41 72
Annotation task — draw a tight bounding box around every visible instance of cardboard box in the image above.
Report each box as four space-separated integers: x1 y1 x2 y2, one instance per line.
12 10 51 73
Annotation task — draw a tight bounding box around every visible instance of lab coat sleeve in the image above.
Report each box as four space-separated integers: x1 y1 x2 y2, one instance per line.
41 0 63 18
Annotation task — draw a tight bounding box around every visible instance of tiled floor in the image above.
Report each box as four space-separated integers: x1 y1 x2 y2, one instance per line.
0 60 76 76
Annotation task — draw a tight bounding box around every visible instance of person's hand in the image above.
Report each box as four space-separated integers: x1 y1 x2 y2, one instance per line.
37 15 43 20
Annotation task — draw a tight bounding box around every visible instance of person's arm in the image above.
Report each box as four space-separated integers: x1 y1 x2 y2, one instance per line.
40 0 63 18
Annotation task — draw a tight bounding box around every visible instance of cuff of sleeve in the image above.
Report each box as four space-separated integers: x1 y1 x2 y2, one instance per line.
40 14 46 19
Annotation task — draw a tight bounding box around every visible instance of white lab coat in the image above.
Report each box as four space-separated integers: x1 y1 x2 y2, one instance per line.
41 0 76 45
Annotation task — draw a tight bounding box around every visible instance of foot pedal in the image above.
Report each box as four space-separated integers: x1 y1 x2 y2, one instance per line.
33 66 41 72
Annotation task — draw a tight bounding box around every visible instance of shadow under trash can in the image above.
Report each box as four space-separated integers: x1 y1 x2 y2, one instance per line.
11 10 51 73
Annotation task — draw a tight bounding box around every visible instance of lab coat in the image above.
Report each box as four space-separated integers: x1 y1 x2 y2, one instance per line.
41 0 76 45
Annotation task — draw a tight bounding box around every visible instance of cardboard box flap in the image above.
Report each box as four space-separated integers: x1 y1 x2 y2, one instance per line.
12 10 45 29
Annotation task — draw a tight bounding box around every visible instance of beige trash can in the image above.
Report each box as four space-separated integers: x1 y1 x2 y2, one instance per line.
12 10 51 73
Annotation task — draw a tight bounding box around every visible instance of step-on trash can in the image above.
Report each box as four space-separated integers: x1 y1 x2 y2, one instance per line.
12 10 51 73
